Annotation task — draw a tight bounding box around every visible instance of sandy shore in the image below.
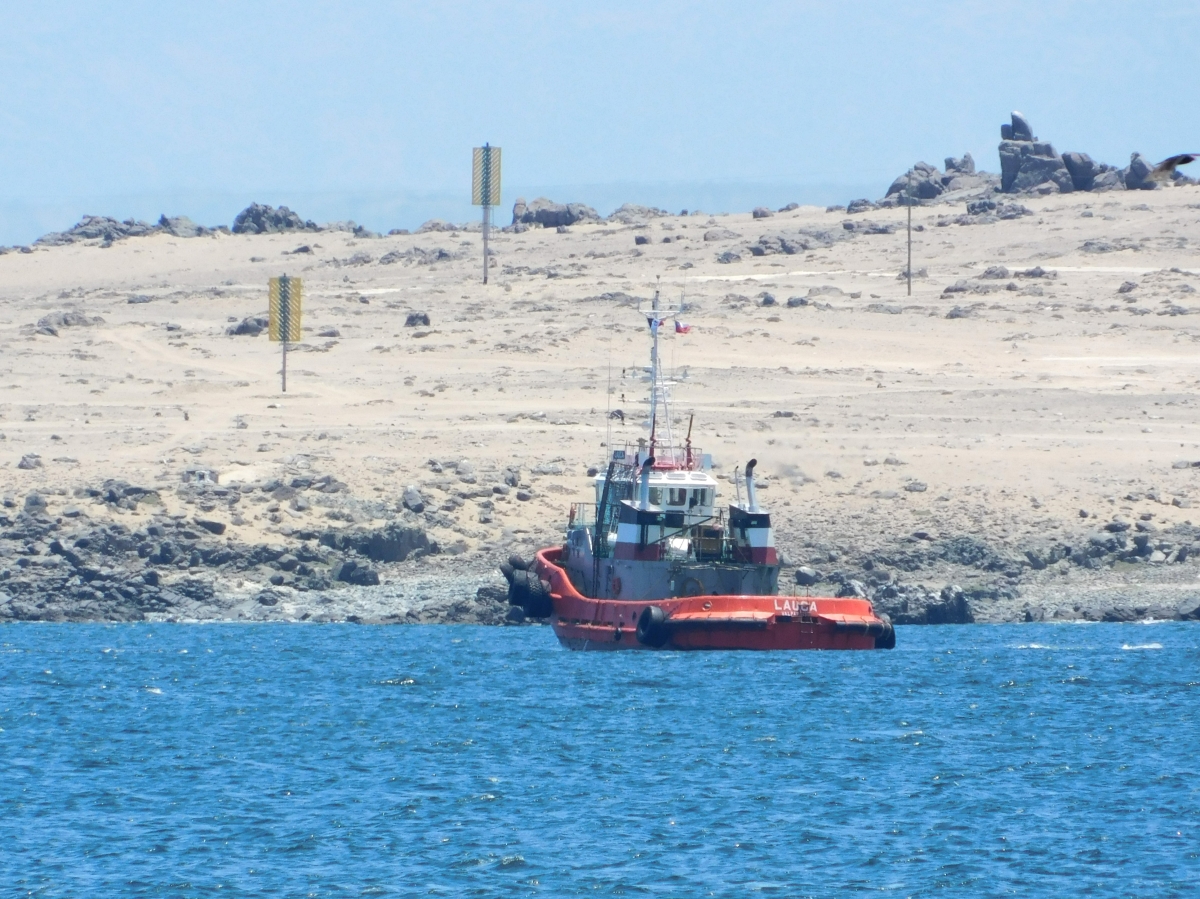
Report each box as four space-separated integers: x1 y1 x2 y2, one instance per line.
3 187 1200 623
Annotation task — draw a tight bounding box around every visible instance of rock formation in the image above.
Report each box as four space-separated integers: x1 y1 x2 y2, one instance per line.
510 197 601 228
997 112 1074 194
231 202 320 234
995 111 1191 195
884 156 996 202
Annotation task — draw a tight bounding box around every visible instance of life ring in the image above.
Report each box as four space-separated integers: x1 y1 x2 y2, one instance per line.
611 576 623 596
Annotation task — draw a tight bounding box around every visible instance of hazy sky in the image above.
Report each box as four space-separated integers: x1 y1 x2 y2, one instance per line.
1 1 1196 243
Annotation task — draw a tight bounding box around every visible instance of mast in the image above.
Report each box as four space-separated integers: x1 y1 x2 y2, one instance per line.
648 285 660 460
685 413 694 469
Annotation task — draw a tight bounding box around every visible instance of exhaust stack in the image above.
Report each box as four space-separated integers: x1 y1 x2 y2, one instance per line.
745 458 760 512
639 456 656 509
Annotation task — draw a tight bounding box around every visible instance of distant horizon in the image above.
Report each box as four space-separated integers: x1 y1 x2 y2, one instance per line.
2 3 1195 247
0 178 891 246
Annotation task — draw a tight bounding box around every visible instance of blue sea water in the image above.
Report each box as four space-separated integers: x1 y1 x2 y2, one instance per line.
1 622 1197 898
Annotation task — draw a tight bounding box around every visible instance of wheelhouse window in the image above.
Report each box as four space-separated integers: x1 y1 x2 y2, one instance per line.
667 488 688 506
649 487 663 505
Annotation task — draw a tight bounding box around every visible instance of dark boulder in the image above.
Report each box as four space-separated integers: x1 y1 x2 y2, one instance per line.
1062 152 1100 191
794 566 821 586
1001 110 1036 142
944 153 975 175
886 161 944 200
227 316 269 336
332 559 380 586
1122 152 1158 191
35 215 160 247
1000 141 1073 193
402 486 425 514
37 311 104 332
928 586 974 624
365 523 432 563
231 203 319 234
512 198 601 229
158 215 212 238
607 204 669 225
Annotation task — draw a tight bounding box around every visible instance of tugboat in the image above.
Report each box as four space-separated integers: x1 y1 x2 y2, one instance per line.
502 290 895 651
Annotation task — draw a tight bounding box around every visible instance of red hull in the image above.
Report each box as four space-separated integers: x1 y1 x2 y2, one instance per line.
534 547 889 651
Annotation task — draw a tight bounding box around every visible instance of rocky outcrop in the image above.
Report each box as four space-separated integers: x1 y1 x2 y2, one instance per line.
607 203 669 225
872 584 975 625
0 477 465 623
995 111 1190 195
883 157 998 203
158 215 213 238
997 112 1074 194
33 311 105 336
35 216 162 247
231 203 320 234
746 228 842 256
1062 152 1102 191
1122 152 1158 191
788 517 1200 625
226 316 269 336
877 111 1194 204
34 213 226 247
319 521 436 563
510 197 601 228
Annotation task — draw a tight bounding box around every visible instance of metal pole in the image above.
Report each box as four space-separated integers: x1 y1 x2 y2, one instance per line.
902 174 912 300
481 142 492 285
482 203 490 284
906 172 913 297
280 274 290 392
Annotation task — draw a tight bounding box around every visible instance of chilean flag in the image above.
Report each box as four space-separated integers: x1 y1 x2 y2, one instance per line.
674 320 692 334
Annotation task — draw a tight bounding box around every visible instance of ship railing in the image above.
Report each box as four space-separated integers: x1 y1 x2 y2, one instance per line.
568 503 596 530
645 511 745 564
649 445 704 470
612 442 704 470
586 505 749 564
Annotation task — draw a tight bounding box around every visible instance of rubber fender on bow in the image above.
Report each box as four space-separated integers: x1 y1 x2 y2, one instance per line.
506 568 532 607
522 576 554 619
499 561 515 581
875 621 896 650
636 605 670 648
508 554 530 571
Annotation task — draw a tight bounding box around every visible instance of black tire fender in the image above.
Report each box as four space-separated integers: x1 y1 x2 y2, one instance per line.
875 621 896 650
636 605 669 648
507 568 532 607
523 576 554 619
